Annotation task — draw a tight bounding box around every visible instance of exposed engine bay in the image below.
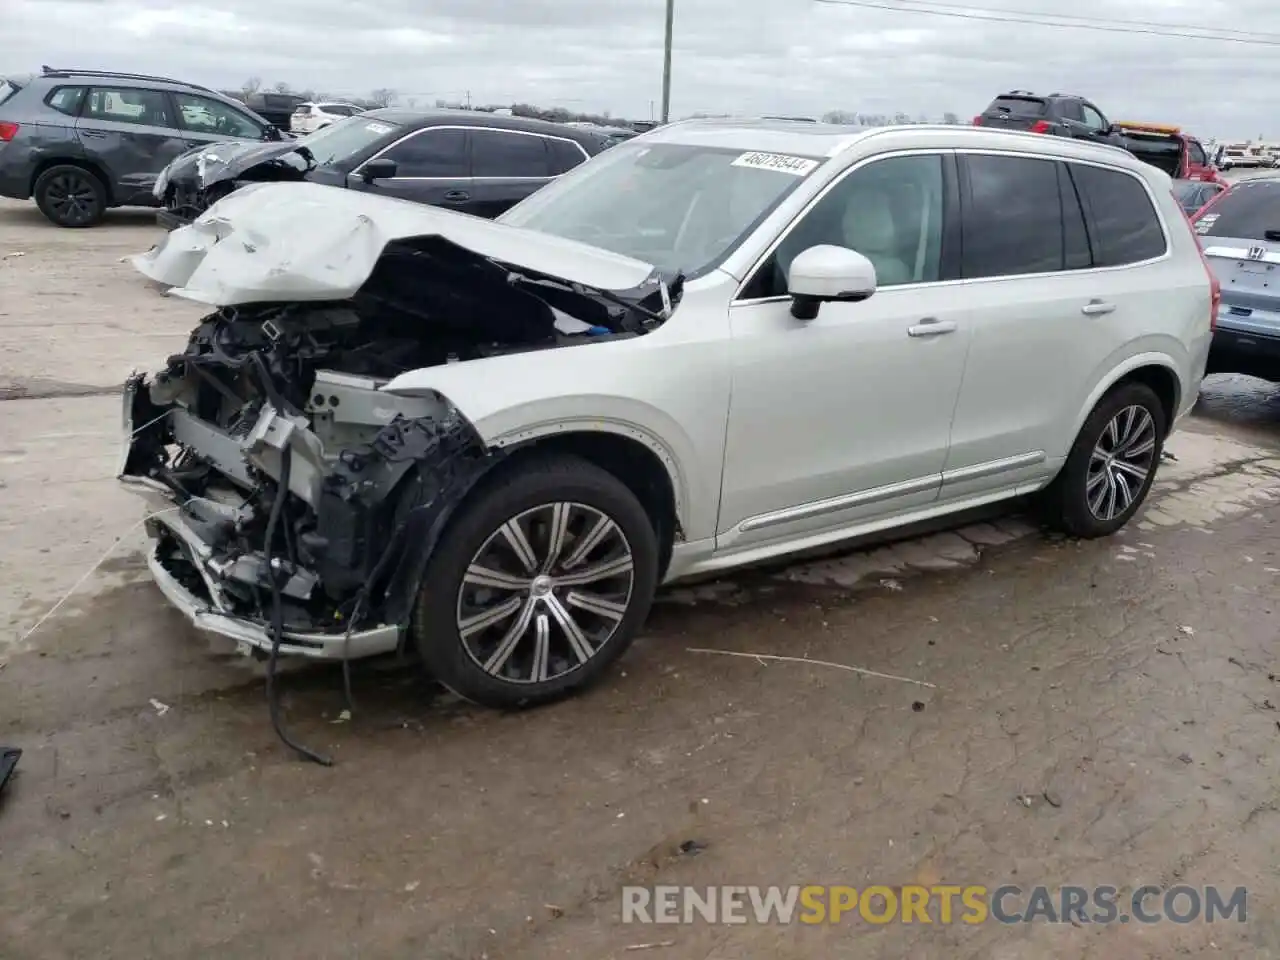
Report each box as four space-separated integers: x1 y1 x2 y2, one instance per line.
120 236 678 654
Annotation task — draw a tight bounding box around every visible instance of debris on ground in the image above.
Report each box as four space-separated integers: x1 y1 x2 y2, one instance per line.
1179 625 1196 637
331 710 352 724
880 578 904 591
544 903 564 918
687 647 936 688
678 839 708 856
1043 789 1062 808
149 698 170 716
625 942 676 952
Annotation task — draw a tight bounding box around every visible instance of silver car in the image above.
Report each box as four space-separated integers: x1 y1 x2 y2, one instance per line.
125 119 1213 710
1196 177 1280 381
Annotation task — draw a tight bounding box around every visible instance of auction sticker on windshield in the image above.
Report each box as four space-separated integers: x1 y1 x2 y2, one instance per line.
365 121 395 135
731 152 819 175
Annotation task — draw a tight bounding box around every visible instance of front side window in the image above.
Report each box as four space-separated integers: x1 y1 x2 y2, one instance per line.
1081 104 1107 131
172 92 263 139
1187 140 1207 166
500 142 818 278
1069 163 1167 266
471 130 552 178
83 87 174 128
46 86 86 117
743 153 945 298
381 127 468 177
961 154 1064 278
548 138 590 175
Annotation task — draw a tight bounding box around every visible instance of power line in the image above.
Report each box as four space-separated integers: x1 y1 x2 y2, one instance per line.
813 0 1280 46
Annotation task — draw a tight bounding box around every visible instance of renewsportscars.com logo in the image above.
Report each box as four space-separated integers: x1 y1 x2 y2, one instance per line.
622 884 1248 926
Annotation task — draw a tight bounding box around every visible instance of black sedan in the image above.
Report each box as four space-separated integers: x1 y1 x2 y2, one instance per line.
154 109 610 228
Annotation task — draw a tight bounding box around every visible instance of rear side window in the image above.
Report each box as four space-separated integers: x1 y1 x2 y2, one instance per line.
1196 181 1280 240
45 86 86 117
471 129 552 178
382 127 468 177
987 97 1046 117
961 154 1064 278
0 79 22 107
1070 164 1166 266
548 138 589 175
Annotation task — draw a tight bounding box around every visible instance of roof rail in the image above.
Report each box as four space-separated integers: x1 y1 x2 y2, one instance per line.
1006 89 1036 95
39 66 216 94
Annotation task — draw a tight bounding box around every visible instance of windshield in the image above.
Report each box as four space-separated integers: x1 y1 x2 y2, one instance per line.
1196 181 1280 239
298 115 401 166
499 142 819 277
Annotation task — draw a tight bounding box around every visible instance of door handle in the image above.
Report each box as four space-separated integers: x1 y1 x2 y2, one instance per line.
80 130 107 139
1080 299 1116 316
443 190 470 202
907 318 958 337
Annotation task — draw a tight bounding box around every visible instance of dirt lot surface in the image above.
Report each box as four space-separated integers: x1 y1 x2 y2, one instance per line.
2 198 1280 959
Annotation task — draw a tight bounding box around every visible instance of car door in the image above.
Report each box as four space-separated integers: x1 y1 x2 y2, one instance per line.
350 126 472 209
1185 138 1213 179
716 151 972 553
170 91 269 150
75 86 188 204
467 128 556 218
943 152 1168 498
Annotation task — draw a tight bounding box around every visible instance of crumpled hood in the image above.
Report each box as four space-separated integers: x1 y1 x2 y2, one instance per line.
154 139 309 199
131 181 661 306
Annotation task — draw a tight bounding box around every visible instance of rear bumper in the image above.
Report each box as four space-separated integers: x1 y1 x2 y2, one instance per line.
1207 326 1280 381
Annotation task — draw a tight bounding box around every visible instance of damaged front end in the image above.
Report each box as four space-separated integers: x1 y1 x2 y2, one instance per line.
156 141 312 229
121 220 675 661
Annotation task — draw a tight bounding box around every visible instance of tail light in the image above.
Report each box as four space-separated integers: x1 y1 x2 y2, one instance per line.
1177 190 1220 330
1029 120 1052 134
0 122 18 142
972 115 983 126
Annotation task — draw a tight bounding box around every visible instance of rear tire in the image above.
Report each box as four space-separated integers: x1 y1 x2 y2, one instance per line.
33 164 107 227
1044 382 1166 538
412 454 660 708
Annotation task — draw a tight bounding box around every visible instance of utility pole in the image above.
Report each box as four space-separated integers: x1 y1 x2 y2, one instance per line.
660 0 674 123
465 89 471 110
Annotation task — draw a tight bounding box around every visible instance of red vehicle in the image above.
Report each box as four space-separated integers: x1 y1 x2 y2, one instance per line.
1116 122 1223 184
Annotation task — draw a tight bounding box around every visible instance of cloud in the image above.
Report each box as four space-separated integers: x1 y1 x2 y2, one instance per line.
3 0 1276 137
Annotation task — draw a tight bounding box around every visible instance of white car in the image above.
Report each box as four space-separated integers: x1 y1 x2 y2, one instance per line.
289 101 364 134
125 120 1215 710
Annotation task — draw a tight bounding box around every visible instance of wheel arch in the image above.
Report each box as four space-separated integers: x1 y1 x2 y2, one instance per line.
1070 355 1181 449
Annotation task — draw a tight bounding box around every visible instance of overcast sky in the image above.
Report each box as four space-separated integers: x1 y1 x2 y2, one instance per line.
6 0 1278 139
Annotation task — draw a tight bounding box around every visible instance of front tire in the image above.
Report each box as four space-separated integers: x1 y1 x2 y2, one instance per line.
412 455 660 708
1045 382 1166 538
33 164 106 227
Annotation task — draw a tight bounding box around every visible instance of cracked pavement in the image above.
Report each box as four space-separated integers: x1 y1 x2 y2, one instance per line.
2 199 1280 959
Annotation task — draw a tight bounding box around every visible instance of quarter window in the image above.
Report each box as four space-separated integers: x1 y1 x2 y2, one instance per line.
382 127 468 177
1081 104 1107 132
470 129 553 178
83 87 175 128
961 154 1064 278
1069 164 1167 266
172 92 263 139
744 153 946 298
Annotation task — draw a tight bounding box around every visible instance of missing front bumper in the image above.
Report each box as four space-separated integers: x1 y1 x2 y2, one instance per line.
132 485 401 660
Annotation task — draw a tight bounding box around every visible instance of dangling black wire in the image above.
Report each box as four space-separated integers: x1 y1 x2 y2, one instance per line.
264 446 332 767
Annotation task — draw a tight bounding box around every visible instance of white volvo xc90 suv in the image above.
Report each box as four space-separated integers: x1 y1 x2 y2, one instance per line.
127 119 1216 710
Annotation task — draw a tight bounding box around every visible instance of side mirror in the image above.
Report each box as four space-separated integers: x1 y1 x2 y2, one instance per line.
264 125 284 142
361 157 397 183
787 244 877 320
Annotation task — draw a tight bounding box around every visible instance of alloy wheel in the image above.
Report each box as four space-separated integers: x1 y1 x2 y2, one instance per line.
1086 404 1157 521
456 501 635 684
45 173 97 225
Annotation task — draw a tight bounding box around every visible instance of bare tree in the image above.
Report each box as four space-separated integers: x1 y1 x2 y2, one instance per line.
273 81 292 94
242 76 262 96
369 88 396 107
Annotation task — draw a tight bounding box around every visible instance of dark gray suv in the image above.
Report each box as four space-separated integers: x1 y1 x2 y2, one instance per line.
0 67 283 227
